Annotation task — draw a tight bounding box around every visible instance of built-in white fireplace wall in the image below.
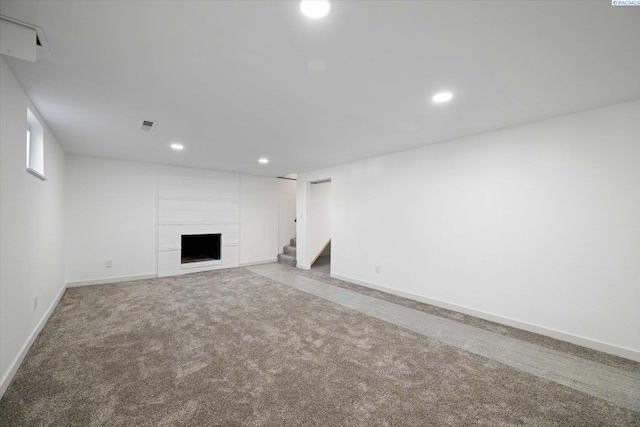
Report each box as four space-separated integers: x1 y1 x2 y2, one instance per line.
158 165 240 277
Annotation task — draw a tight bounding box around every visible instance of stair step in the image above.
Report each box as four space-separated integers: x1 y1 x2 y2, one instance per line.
283 245 297 256
277 253 297 267
290 237 297 247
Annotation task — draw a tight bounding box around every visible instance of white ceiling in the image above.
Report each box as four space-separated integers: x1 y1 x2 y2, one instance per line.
1 1 639 176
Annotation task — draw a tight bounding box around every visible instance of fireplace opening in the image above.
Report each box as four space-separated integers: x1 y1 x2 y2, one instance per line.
181 234 221 264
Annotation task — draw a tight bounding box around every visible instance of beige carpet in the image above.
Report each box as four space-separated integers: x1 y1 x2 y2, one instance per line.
0 267 638 426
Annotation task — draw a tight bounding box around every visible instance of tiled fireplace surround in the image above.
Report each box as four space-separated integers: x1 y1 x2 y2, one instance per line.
157 166 240 277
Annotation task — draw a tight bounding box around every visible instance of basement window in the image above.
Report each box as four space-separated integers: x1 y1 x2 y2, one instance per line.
26 107 45 180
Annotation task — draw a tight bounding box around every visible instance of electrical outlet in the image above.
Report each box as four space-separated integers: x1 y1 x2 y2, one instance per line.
33 296 38 311
106 260 113 268
375 266 380 274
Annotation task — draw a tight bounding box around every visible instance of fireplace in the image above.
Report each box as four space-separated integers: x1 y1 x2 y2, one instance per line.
181 234 221 264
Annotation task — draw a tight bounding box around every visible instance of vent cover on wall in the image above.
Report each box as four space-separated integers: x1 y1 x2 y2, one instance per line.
0 15 49 55
138 119 156 132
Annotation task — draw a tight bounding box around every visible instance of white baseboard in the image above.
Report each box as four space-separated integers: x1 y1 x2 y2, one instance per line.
296 264 310 270
240 258 277 267
158 263 239 278
330 273 640 362
0 283 66 399
66 273 157 288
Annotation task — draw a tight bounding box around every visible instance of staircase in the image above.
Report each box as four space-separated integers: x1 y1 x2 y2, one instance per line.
277 237 297 267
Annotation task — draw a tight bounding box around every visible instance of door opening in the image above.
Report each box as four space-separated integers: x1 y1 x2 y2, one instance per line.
309 179 331 274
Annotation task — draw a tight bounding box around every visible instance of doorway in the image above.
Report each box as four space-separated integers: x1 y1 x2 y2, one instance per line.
309 179 331 274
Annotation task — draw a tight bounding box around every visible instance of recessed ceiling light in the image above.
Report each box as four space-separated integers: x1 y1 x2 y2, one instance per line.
432 92 453 103
258 158 269 164
300 0 331 19
170 143 184 151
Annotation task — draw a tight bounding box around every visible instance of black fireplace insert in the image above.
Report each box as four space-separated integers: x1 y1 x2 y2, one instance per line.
181 234 221 264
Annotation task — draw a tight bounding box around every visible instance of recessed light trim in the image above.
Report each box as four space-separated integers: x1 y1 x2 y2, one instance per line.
170 143 184 151
258 158 269 164
300 0 331 19
432 92 453 103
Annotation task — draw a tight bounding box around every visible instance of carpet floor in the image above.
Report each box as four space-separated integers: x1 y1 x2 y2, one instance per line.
295 267 640 375
0 267 638 426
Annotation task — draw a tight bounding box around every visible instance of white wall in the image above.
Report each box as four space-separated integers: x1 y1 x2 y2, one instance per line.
297 100 640 360
0 57 66 394
278 178 297 251
309 181 331 264
65 155 158 285
65 156 286 278
239 174 278 265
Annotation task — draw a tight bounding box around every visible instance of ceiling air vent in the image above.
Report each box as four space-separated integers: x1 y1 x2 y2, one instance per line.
138 119 156 132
